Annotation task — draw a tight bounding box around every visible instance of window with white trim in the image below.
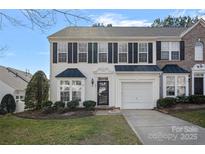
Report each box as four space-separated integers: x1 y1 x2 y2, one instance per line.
161 42 180 61
59 80 82 103
58 42 67 62
165 76 186 97
98 42 107 63
15 95 24 103
138 43 148 63
195 41 203 61
78 42 87 62
118 42 128 63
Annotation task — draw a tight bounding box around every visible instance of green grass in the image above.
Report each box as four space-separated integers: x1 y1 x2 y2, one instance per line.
0 115 141 145
170 109 205 128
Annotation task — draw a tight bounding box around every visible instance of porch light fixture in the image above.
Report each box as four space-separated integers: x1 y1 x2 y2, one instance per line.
91 78 94 86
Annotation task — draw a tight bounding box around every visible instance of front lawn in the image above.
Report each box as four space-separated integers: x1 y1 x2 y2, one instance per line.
170 109 205 128
0 115 141 145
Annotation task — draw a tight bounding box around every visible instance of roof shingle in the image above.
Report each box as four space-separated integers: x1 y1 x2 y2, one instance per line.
115 65 161 72
162 64 189 73
56 68 86 78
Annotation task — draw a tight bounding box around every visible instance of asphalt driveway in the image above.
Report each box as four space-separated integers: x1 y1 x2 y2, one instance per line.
122 110 205 145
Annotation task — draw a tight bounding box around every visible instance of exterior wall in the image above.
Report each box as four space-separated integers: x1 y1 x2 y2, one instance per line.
0 80 26 113
115 73 160 108
0 80 15 103
50 63 161 108
50 63 116 107
157 23 205 95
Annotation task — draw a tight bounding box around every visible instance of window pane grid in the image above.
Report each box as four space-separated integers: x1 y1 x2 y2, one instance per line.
138 43 148 63
78 42 87 62
99 43 108 63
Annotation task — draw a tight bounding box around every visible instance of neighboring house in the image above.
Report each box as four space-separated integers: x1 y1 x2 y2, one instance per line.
0 66 32 112
48 18 205 109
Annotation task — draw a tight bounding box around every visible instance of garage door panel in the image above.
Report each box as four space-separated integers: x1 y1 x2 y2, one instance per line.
121 82 153 109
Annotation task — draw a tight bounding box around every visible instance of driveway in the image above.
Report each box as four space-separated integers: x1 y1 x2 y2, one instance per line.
122 110 205 145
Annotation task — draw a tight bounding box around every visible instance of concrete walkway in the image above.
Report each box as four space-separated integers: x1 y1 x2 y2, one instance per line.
122 110 205 145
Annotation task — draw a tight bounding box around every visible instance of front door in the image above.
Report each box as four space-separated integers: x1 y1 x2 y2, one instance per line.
194 77 204 95
97 81 109 105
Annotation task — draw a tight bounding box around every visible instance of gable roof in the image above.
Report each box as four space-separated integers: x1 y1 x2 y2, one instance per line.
180 18 205 37
56 68 86 78
162 64 189 73
115 65 161 72
48 27 188 39
0 66 32 90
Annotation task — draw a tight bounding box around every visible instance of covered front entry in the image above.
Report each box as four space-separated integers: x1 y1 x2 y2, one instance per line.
121 82 153 109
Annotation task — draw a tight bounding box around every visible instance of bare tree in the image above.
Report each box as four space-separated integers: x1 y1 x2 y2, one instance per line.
0 9 92 57
0 9 92 31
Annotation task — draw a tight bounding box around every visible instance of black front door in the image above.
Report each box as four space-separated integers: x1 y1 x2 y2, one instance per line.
194 77 204 95
97 81 109 105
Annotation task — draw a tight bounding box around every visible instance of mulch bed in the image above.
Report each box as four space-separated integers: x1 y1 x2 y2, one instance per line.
15 110 95 120
157 103 205 114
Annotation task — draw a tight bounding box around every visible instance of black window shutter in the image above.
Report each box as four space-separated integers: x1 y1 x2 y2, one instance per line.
93 43 98 63
148 43 153 63
53 42 57 63
128 43 133 63
113 43 118 63
156 41 161 60
133 43 138 63
68 43 73 63
88 43 93 63
108 43 113 63
73 43 77 63
180 41 185 60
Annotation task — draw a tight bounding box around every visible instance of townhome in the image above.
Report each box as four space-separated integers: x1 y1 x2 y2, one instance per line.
48 18 205 109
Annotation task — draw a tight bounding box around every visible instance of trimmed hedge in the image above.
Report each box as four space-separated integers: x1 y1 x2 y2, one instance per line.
157 97 177 108
42 101 53 108
67 100 79 110
189 95 205 104
0 104 7 115
53 101 65 110
176 96 190 104
83 100 96 110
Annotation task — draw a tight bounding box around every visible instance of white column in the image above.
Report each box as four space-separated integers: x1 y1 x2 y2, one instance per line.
203 73 205 95
192 72 194 95
186 75 189 96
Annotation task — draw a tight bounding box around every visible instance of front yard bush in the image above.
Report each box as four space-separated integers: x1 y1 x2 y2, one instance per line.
41 106 54 114
176 96 190 104
53 101 65 110
1 94 16 113
188 95 205 104
157 97 177 108
83 100 96 110
67 100 79 110
0 104 7 115
42 101 53 108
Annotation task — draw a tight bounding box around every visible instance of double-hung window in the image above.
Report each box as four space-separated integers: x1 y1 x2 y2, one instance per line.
99 42 108 63
78 42 87 62
60 80 82 103
138 43 148 63
60 81 70 102
118 42 128 63
161 42 169 60
195 41 203 61
58 42 67 62
165 76 186 97
161 42 180 61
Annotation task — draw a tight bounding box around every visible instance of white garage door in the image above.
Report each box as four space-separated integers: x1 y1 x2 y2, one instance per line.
121 82 154 109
